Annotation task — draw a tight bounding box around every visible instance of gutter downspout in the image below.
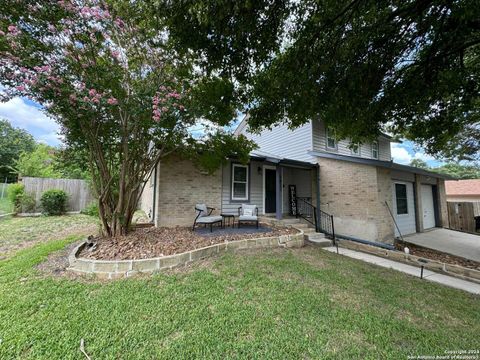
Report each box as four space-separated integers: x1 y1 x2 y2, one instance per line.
152 163 157 226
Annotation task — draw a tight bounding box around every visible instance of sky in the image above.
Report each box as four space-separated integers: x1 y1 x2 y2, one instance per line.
0 96 445 167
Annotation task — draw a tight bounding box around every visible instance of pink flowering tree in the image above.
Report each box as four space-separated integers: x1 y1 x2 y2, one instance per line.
0 1 254 236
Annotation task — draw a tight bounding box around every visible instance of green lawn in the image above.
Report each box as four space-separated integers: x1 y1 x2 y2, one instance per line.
0 214 98 258
0 216 478 359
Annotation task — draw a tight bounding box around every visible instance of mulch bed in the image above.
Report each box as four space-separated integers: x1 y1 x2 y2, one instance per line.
395 241 480 271
80 225 299 260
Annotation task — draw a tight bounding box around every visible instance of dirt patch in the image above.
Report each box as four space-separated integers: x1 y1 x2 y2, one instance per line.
395 241 480 270
36 241 82 279
79 225 300 260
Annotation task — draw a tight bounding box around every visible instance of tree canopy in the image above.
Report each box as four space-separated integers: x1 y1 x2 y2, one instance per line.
160 0 480 161
0 118 35 182
0 1 255 236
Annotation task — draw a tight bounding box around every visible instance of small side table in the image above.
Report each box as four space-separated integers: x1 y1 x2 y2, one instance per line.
221 214 235 228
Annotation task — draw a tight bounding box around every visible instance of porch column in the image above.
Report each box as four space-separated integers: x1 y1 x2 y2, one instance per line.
276 165 282 220
315 164 321 226
414 174 424 232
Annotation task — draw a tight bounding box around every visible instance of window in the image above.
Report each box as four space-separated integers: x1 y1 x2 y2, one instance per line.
395 183 408 215
232 164 248 200
372 141 379 159
351 142 360 156
326 127 336 149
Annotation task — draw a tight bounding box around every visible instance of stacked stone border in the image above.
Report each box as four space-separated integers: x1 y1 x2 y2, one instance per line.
68 231 304 279
337 239 480 284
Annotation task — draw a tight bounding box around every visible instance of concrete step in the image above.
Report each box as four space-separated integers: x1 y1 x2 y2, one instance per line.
291 223 311 229
306 237 332 247
302 228 317 234
305 232 331 247
307 232 326 240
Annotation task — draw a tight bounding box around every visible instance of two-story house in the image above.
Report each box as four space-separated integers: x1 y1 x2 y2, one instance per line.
141 116 451 245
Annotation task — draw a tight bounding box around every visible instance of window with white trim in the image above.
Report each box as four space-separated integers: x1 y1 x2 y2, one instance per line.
326 127 337 149
232 164 248 200
372 141 379 159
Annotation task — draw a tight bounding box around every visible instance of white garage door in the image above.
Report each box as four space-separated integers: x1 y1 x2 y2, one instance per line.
392 182 416 237
421 184 436 229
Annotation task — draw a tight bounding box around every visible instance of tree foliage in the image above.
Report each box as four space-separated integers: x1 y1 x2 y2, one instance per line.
0 0 255 236
432 162 480 180
0 118 35 182
160 0 480 161
13 143 61 178
410 158 480 179
409 159 429 170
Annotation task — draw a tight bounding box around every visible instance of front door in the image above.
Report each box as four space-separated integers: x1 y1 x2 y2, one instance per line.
265 169 276 213
421 184 436 229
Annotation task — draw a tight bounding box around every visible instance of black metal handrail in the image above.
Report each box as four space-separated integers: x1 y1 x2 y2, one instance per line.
296 197 316 227
318 208 335 242
295 197 335 242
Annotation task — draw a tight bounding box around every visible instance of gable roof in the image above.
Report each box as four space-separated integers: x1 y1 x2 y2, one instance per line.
445 179 480 196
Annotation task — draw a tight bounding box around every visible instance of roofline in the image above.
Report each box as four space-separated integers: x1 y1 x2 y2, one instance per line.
234 113 398 144
308 150 455 179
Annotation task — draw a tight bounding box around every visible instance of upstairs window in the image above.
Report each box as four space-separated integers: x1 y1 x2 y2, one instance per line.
372 141 379 159
326 127 337 149
395 183 408 215
232 164 249 200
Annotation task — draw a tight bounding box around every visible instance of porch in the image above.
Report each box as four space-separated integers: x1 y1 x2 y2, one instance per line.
220 151 319 221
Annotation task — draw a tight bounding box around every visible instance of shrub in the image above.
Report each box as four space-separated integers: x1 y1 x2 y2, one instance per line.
18 193 36 213
40 189 68 215
7 183 25 211
81 202 99 217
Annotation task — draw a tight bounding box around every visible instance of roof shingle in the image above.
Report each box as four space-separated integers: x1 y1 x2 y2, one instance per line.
445 179 480 196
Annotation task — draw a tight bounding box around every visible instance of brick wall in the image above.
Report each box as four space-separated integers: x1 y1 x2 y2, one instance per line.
155 156 222 227
318 158 394 243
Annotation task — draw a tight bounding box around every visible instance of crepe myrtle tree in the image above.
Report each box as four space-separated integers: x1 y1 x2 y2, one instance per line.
0 1 255 237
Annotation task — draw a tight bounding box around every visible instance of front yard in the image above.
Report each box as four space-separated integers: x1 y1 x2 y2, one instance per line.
0 215 478 359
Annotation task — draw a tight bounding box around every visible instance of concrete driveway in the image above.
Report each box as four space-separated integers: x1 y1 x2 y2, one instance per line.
404 228 480 262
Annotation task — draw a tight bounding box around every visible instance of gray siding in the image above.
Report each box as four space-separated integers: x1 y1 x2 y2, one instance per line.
312 119 391 161
282 167 313 213
221 160 264 215
221 160 313 215
240 122 316 163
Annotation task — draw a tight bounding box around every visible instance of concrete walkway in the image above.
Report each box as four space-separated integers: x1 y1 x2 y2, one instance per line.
404 228 480 262
323 246 480 295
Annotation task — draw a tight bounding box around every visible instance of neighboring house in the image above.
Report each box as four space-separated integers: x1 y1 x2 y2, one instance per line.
445 180 480 202
141 117 451 244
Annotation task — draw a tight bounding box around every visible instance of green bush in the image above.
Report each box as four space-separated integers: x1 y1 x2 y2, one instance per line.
18 193 36 213
40 189 68 216
7 183 25 211
80 202 99 217
7 183 24 203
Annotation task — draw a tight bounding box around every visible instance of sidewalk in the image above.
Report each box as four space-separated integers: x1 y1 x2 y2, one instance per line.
323 246 480 295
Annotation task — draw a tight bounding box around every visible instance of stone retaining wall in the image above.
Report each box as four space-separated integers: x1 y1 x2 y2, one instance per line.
338 239 480 284
68 232 304 279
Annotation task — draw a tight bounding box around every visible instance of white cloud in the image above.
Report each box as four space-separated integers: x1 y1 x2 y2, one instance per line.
391 143 412 164
0 97 62 145
413 151 435 162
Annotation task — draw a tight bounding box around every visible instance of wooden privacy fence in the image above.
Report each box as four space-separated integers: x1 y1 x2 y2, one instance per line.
22 177 95 212
447 202 480 234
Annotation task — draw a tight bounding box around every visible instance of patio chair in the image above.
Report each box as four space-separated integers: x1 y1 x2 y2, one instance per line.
192 204 223 232
238 204 259 229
